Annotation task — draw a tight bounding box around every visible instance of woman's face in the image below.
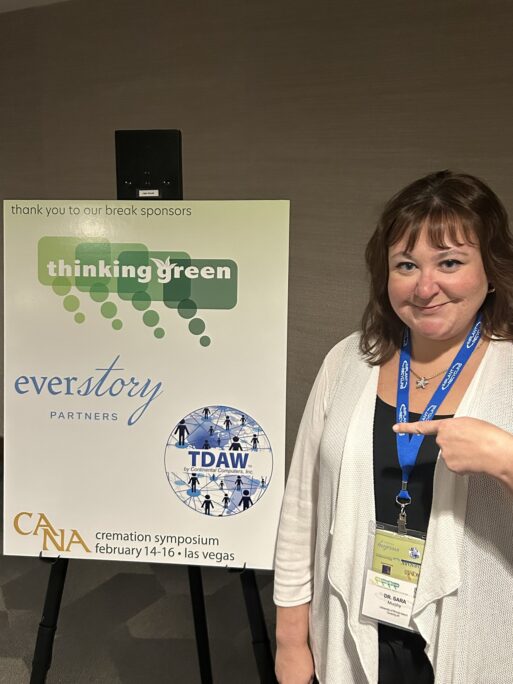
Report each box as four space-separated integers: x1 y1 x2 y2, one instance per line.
387 226 489 344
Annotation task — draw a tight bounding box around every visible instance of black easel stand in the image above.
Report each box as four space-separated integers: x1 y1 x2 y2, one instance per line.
188 566 213 684
239 569 277 684
30 557 69 684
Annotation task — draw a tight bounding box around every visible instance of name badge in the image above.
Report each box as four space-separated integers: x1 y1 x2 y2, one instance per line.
361 523 425 631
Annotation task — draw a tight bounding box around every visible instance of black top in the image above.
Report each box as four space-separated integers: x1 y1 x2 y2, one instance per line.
373 395 453 676
373 395 453 533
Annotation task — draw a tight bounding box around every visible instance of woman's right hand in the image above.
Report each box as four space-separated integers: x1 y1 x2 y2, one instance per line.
275 642 315 684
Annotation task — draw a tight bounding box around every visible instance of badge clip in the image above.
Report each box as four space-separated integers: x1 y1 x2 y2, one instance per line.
397 508 408 535
395 494 410 535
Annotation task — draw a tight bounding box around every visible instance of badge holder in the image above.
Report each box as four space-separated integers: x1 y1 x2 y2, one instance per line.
360 499 426 632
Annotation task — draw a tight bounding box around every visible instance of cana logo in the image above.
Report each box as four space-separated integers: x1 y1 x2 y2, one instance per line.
441 362 463 390
423 404 437 421
399 360 409 389
13 512 91 553
466 321 481 349
398 403 408 423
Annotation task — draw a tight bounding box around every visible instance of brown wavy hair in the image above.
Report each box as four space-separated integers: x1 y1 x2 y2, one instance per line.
360 170 513 365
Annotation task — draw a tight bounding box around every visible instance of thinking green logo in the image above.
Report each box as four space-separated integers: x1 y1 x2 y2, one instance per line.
38 237 238 345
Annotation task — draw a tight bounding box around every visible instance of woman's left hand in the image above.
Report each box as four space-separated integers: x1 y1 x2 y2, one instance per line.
393 417 513 491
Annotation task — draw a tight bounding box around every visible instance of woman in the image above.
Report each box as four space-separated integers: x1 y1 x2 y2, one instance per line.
274 171 513 684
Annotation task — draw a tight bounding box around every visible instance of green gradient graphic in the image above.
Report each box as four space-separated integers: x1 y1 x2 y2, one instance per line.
38 236 238 344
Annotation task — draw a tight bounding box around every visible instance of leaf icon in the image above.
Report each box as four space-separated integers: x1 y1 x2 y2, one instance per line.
151 257 176 280
151 256 171 269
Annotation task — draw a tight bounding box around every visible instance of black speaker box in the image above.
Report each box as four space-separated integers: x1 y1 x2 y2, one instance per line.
115 129 183 200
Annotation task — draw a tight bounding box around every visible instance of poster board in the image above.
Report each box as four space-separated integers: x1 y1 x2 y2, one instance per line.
3 200 289 570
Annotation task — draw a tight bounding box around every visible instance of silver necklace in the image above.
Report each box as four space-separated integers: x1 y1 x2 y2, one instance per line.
410 339 483 389
410 366 447 390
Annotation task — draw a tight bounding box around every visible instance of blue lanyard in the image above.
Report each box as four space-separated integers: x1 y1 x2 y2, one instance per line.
395 314 482 503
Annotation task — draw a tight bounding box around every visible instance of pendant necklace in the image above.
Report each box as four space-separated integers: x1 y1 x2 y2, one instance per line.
409 366 447 390
410 339 484 389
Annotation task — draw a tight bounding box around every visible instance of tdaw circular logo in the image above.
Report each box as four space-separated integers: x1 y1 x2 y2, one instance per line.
165 405 273 516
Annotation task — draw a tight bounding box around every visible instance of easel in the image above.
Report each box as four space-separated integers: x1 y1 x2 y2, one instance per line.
29 130 277 684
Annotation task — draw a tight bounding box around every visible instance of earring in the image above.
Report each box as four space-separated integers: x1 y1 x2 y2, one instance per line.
488 284 496 294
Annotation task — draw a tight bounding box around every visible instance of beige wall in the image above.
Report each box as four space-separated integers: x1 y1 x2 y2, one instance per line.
2 0 513 455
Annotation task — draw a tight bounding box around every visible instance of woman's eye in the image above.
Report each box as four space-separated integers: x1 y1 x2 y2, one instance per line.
397 261 416 271
440 259 462 269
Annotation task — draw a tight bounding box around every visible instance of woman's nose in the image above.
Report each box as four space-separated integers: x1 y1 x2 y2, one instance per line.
414 271 440 300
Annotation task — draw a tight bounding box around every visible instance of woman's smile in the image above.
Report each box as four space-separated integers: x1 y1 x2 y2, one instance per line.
411 300 453 313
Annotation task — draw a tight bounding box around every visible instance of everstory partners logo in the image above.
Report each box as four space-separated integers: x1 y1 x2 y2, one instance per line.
38 237 238 346
14 356 163 426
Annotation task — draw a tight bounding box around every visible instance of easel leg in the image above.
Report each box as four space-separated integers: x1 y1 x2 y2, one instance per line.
30 557 69 684
188 566 213 684
240 570 277 683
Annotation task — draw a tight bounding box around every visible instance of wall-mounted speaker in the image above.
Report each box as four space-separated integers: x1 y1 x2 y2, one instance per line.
115 129 183 200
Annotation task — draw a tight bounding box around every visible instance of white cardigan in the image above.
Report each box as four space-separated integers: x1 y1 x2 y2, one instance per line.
274 333 513 683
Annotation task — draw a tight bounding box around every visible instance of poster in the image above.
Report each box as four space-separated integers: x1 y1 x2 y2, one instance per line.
3 200 289 570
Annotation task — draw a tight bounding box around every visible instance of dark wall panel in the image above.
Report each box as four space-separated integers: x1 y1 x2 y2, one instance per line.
1 0 513 455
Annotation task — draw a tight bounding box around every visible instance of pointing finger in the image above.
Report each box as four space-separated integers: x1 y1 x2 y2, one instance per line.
392 420 441 435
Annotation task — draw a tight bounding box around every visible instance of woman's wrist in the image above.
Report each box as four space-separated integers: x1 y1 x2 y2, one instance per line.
487 429 513 492
276 604 310 647
276 622 310 648
493 446 513 492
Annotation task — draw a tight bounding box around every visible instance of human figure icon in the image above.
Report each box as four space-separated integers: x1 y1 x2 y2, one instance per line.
217 436 221 446
239 489 254 510
220 479 224 490
235 475 243 491
229 436 243 451
203 440 210 449
175 419 189 446
203 407 210 420
224 415 232 430
261 477 266 488
222 493 230 509
188 473 200 493
251 434 259 450
202 495 214 515
209 425 214 436
240 414 246 425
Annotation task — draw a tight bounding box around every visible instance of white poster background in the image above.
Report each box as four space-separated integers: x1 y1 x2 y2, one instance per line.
3 200 289 570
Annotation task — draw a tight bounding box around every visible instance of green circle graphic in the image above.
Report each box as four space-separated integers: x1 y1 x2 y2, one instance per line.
143 310 160 327
154 327 165 339
52 277 71 296
177 299 197 319
90 283 109 302
74 312 85 324
200 335 211 347
101 302 117 319
189 318 206 335
63 295 80 312
132 291 151 311
112 319 123 330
